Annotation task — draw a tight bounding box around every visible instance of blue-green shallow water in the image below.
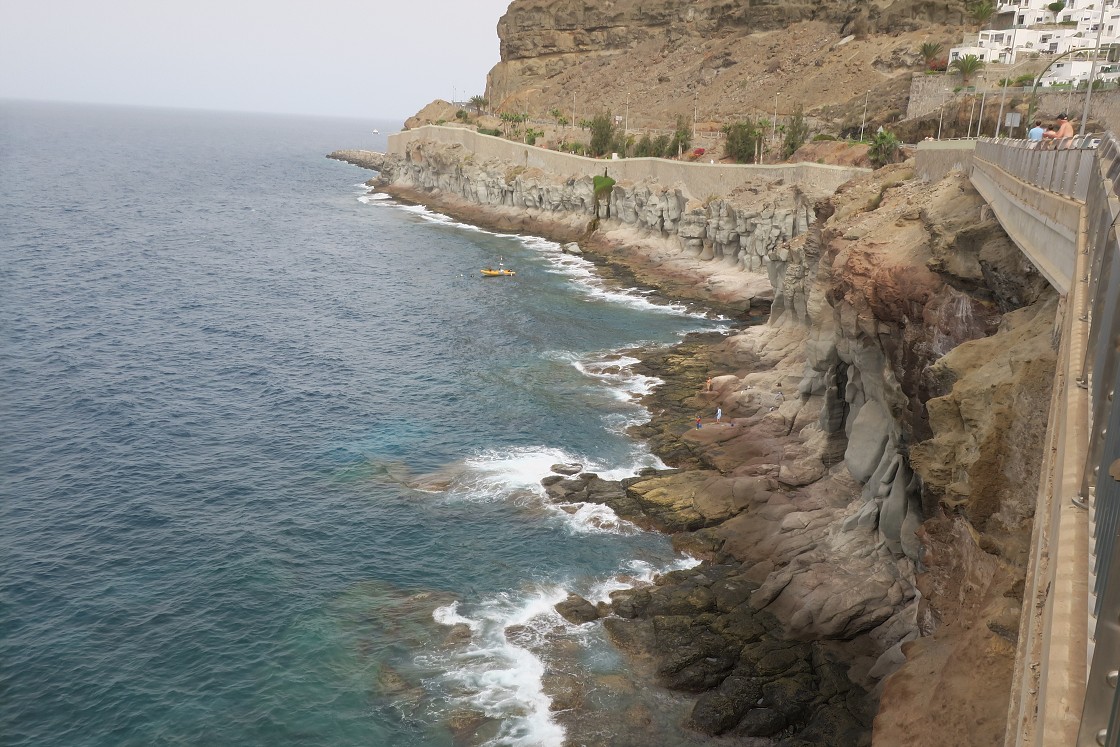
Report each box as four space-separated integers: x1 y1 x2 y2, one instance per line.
0 101 724 746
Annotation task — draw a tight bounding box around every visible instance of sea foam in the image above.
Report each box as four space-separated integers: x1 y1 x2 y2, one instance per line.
431 588 569 747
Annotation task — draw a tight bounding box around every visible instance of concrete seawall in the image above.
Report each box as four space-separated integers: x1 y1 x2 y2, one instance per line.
387 125 869 200
914 139 976 181
969 157 1080 293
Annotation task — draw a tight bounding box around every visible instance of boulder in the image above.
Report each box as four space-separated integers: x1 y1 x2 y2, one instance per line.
550 462 583 475
555 593 600 624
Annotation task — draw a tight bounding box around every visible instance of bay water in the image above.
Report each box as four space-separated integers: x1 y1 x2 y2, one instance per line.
1 102 724 746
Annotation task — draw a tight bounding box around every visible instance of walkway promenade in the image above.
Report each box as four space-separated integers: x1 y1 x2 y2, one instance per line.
386 125 869 199
916 136 1120 747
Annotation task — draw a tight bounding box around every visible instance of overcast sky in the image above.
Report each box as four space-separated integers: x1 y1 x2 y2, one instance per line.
0 0 512 120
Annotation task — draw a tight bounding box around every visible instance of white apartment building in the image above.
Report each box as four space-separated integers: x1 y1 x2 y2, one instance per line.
950 0 1120 84
996 0 1062 27
1039 59 1120 85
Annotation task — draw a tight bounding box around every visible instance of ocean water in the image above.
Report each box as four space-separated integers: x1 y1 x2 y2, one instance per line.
0 102 725 746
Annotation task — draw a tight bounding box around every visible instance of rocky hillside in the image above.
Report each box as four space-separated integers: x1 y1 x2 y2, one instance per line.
481 0 971 136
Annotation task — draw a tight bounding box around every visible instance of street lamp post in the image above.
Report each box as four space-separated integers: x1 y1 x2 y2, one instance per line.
772 92 779 162
859 90 869 142
693 92 698 142
995 76 1008 137
977 91 988 137
994 58 1036 138
624 92 630 135
1081 4 1108 136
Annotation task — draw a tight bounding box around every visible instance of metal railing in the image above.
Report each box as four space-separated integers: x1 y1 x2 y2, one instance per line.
1078 132 1120 747
973 133 1120 745
974 135 1101 200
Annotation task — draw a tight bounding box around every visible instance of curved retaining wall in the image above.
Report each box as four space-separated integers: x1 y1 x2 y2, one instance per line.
387 125 869 200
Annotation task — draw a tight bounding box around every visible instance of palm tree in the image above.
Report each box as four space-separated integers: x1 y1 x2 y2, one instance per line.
469 95 489 113
868 130 901 168
920 42 944 69
969 1 996 29
951 54 985 85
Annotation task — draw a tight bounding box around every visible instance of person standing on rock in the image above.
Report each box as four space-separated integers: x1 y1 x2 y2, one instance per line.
705 376 712 392
696 415 702 429
716 407 722 424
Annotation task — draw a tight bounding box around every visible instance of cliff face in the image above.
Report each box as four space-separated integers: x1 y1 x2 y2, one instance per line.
337 141 1056 743
482 0 969 136
498 0 968 62
363 139 822 312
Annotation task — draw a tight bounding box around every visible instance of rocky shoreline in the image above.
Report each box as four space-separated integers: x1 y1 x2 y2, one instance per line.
366 177 891 744
332 143 1058 746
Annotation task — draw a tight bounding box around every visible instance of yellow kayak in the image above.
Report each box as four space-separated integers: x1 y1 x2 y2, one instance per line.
481 268 516 277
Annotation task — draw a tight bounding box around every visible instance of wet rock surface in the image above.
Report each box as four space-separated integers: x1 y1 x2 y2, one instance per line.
599 565 874 745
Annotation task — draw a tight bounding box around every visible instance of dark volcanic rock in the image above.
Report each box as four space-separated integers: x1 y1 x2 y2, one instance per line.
550 462 583 475
601 616 655 654
688 673 765 735
608 587 651 619
602 561 875 742
555 593 600 624
655 621 739 691
736 707 787 737
542 473 626 506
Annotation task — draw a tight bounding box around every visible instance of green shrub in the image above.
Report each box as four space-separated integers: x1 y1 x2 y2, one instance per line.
723 120 763 163
633 133 655 157
558 141 587 155
667 115 692 158
589 111 618 157
592 174 615 201
782 105 810 159
477 127 502 137
868 130 901 169
812 133 837 141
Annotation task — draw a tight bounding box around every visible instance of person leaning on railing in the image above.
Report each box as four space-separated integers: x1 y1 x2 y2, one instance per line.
1042 113 1076 149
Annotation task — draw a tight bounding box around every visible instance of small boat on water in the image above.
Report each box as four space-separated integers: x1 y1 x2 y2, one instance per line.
481 268 516 277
